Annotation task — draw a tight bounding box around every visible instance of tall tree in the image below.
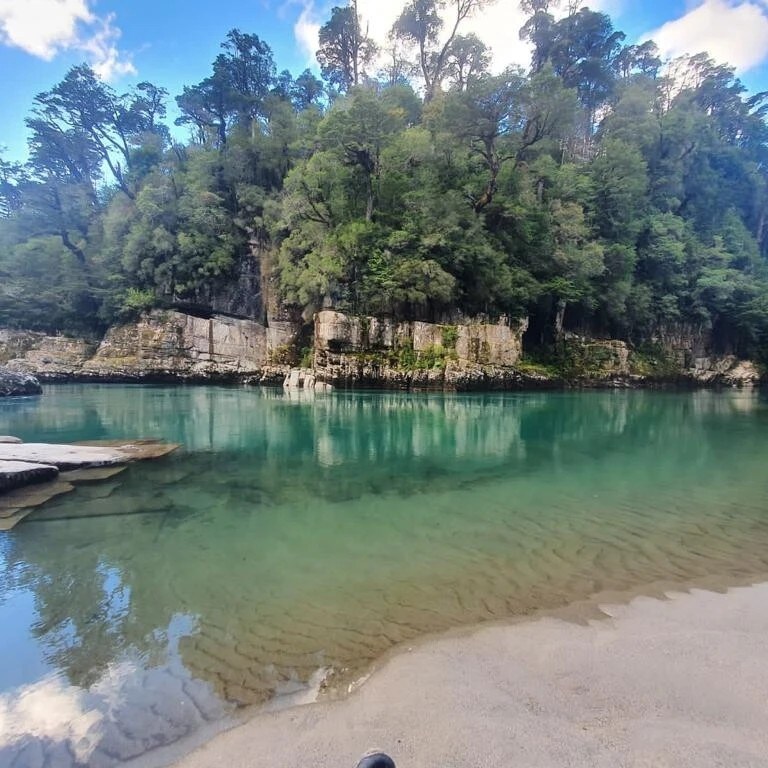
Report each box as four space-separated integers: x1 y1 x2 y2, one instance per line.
440 66 576 212
26 65 167 200
0 155 23 218
391 0 490 101
444 34 491 91
176 29 276 146
317 2 377 93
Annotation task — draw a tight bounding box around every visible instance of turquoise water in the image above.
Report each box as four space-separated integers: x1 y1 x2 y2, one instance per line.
1 385 768 766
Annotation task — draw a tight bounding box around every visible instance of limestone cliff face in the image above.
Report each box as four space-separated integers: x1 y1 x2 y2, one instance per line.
314 311 527 365
0 309 761 389
0 329 96 379
1 311 296 383
312 310 538 390
563 334 762 388
84 312 269 379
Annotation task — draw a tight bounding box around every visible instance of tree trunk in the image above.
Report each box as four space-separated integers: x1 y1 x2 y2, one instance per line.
365 175 374 222
61 230 86 265
554 298 567 338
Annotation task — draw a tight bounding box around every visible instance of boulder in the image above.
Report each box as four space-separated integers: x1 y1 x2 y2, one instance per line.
0 367 42 397
283 368 333 392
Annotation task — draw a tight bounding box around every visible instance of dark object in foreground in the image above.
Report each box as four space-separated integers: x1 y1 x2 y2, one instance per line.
356 753 396 768
0 367 42 397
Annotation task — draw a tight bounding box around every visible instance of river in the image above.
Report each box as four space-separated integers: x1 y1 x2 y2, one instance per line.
1 385 767 766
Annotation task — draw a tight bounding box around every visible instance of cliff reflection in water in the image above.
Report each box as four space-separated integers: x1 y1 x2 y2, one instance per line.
1 386 768 766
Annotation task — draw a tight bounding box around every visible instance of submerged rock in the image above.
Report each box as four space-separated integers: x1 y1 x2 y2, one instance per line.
0 367 42 396
0 439 179 529
0 479 76 530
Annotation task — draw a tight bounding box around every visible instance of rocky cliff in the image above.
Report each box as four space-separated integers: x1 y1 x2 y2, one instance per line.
0 329 96 379
311 311 552 390
1 311 295 383
0 310 762 389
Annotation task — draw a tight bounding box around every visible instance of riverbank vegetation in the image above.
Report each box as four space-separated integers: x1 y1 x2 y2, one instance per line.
1 0 768 359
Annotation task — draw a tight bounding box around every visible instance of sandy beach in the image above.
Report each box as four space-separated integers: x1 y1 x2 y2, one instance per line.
166 582 768 768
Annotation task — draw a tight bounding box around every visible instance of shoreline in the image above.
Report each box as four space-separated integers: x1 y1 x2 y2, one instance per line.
128 574 768 768
15 374 768 392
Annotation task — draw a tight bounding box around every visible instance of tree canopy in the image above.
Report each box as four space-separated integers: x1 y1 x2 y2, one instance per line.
1 2 768 360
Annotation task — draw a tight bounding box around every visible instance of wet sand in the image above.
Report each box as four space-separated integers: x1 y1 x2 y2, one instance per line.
167 582 768 768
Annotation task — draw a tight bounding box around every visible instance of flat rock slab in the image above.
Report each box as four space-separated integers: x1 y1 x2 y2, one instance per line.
0 443 128 470
0 441 177 471
74 438 181 461
0 459 59 492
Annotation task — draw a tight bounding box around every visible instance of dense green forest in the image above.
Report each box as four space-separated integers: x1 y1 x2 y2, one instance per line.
1 0 768 358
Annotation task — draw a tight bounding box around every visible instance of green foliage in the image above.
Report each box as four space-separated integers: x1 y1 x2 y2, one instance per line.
122 288 156 314
300 346 314 368
383 340 456 371
629 344 682 378
441 325 459 349
1 11 768 366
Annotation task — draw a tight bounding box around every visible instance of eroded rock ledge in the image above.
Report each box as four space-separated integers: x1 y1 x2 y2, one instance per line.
0 310 762 391
0 312 293 384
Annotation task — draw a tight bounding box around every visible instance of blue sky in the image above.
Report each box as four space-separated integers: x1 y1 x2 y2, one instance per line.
2 0 768 162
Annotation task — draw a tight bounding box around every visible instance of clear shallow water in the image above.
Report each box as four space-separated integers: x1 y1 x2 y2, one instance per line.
1 385 768 766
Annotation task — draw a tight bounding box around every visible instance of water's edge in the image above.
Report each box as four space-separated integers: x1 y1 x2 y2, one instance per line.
130 570 768 768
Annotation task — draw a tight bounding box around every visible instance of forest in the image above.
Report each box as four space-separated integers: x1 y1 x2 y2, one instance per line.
1 0 768 359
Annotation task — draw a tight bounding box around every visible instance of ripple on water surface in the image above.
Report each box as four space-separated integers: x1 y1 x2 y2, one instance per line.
1 386 768 766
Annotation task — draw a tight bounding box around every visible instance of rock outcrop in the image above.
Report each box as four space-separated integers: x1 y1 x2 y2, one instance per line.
1 312 296 383
312 310 534 390
1 329 95 379
283 368 333 392
0 367 43 396
686 356 761 387
83 311 270 380
0 460 58 492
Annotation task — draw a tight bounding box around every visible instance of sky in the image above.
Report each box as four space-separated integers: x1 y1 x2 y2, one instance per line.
2 0 768 162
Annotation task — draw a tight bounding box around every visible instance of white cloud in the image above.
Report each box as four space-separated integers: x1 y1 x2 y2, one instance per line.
295 3 322 66
644 0 768 73
0 0 135 81
77 12 135 80
458 1 532 74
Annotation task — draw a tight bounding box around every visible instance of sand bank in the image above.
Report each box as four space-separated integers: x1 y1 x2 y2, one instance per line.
165 582 768 768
